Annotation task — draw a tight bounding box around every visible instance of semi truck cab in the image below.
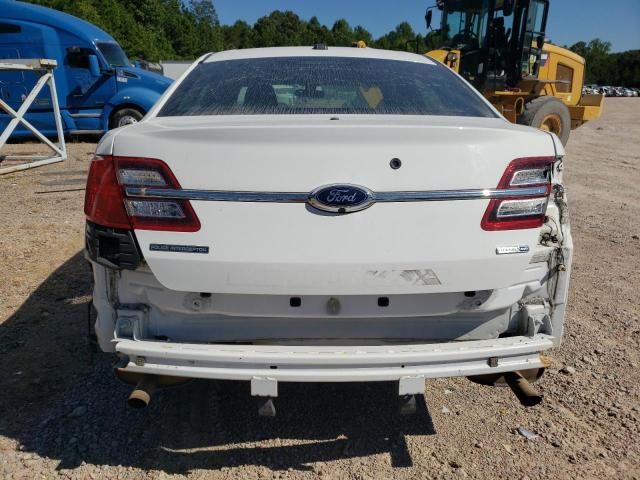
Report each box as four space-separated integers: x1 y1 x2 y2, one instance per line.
0 0 172 137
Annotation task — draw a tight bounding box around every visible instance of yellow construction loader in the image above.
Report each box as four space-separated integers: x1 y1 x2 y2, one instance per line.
425 0 603 145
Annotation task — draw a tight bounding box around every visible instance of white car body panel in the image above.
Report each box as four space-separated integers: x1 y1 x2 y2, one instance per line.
111 116 552 295
87 47 572 391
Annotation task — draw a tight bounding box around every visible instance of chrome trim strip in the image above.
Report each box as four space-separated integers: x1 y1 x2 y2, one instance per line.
373 187 548 201
126 188 309 202
125 186 549 203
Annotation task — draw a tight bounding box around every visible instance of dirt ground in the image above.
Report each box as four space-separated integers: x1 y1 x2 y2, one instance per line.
0 98 638 480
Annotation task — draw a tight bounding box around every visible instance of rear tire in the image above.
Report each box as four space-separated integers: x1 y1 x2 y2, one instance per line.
109 107 144 129
518 97 571 146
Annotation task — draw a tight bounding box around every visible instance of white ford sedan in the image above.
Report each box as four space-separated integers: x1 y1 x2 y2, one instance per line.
85 46 572 412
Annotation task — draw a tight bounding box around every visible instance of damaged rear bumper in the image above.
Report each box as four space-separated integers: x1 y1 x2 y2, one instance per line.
115 334 554 383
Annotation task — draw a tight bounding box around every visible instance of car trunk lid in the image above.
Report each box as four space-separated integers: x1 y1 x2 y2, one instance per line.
112 115 554 295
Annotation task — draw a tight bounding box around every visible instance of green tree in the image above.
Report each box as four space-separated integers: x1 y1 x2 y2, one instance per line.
189 0 219 26
253 11 306 47
376 22 417 51
570 38 616 84
222 21 256 50
331 19 354 46
28 0 221 61
353 26 374 46
303 16 332 45
588 38 612 56
424 29 443 50
612 50 640 87
569 41 588 59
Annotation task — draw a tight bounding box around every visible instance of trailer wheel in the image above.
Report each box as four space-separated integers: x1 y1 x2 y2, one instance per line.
110 107 144 129
518 97 571 146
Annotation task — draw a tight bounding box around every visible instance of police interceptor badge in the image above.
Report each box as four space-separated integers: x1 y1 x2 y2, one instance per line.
150 244 209 254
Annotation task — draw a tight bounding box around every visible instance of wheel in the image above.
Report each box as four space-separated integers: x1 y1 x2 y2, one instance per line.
518 97 571 146
109 107 144 129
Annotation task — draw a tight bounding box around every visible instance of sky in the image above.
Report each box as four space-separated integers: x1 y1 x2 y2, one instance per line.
215 0 640 52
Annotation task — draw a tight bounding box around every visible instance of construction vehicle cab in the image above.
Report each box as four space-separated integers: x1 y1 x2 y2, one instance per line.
426 0 604 145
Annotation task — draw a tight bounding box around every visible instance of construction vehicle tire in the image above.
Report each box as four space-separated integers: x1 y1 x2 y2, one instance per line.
519 97 571 146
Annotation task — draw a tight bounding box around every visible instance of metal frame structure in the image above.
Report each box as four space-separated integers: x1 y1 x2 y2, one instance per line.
0 58 67 175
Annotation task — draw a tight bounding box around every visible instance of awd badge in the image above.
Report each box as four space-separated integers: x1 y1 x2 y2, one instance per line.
496 245 530 255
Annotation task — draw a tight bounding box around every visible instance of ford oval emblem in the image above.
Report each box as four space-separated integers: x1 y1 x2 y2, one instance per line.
308 184 374 213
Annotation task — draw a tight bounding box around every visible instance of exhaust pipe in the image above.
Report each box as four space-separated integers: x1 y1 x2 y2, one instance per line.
505 371 543 407
128 375 157 409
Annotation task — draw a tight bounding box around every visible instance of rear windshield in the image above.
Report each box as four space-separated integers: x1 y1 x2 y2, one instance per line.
158 56 496 118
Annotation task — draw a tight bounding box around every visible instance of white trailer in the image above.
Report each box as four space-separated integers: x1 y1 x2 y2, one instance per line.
159 60 194 80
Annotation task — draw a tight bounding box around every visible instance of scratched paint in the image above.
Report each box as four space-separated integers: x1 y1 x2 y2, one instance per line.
368 269 441 286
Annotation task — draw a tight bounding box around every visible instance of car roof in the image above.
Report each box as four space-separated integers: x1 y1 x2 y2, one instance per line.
203 46 437 65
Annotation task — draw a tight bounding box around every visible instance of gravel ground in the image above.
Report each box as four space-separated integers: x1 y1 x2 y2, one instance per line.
0 98 638 480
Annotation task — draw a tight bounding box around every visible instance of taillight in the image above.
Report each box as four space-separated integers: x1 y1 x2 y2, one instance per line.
481 157 554 231
84 156 200 232
84 156 131 229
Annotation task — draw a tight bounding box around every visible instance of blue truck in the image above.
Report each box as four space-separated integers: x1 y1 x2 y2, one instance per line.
0 0 172 137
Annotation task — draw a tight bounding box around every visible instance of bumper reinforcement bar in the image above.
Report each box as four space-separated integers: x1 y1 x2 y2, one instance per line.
115 334 554 384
